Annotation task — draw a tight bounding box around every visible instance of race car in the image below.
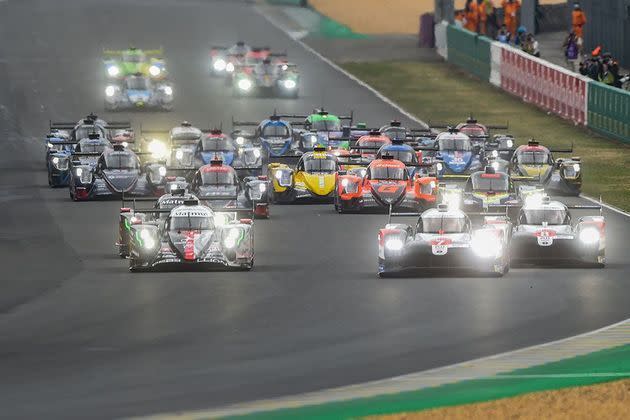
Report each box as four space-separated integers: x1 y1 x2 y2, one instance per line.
196 129 263 176
117 186 198 258
375 139 431 177
350 131 393 162
126 199 254 272
68 144 167 201
335 155 437 213
379 120 433 142
232 59 299 98
268 146 338 203
508 140 582 196
104 73 173 111
49 113 131 142
103 46 167 80
377 204 512 277
45 130 75 187
141 121 204 170
233 114 305 158
431 116 508 149
510 196 605 267
190 158 270 219
210 42 269 76
428 130 484 177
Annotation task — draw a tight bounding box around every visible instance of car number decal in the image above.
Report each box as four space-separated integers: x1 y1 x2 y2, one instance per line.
535 229 556 247
431 238 452 256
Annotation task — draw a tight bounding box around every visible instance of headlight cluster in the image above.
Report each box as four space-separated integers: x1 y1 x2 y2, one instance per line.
107 65 120 77
213 59 226 71
471 231 501 258
51 156 69 170
214 213 228 227
226 62 235 72
282 79 297 89
140 228 156 249
237 78 253 91
274 170 292 187
341 178 359 193
148 140 169 159
75 167 92 184
105 85 117 97
163 86 173 96
579 227 600 244
235 136 245 146
385 238 404 251
149 65 161 77
223 228 241 249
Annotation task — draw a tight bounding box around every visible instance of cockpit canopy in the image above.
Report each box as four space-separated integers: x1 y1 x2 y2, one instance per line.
519 205 569 225
103 151 139 169
199 167 238 186
470 171 509 192
419 211 470 234
438 135 472 151
300 154 337 173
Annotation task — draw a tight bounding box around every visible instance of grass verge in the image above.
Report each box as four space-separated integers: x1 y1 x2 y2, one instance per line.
340 61 630 210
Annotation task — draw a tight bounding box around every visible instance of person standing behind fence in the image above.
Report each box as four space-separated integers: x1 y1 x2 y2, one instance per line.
464 0 479 32
563 32 580 72
477 0 492 35
572 2 587 40
502 0 521 40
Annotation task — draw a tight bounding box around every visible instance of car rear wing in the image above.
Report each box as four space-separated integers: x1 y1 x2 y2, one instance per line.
47 141 77 146
71 152 102 157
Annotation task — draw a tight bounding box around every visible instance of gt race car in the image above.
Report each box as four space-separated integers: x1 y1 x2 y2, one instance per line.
510 196 605 267
69 144 167 201
268 146 338 203
104 47 167 80
335 155 437 213
509 140 582 196
126 199 254 272
377 204 512 277
105 73 173 111
232 60 299 98
190 159 270 219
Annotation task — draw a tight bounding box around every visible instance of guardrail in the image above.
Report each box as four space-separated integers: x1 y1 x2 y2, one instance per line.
436 21 630 143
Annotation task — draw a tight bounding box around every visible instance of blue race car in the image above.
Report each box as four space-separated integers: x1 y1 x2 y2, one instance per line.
431 130 483 178
376 139 432 178
195 129 263 176
45 130 75 187
104 74 173 111
233 114 303 158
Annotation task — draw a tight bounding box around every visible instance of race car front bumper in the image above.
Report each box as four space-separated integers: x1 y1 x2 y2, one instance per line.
273 187 334 204
510 235 603 266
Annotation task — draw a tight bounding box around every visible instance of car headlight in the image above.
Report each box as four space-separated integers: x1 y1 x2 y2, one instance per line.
163 86 173 96
148 140 168 159
175 150 184 160
579 227 600 244
491 161 500 171
436 162 443 171
51 156 69 170
47 142 54 149
158 166 167 177
341 178 349 187
385 238 404 251
223 228 241 249
52 156 59 165
238 78 252 91
274 171 283 181
140 229 156 249
429 181 436 189
149 65 161 76
472 231 501 258
107 65 120 77
76 167 83 177
258 183 266 192
573 163 580 172
214 213 228 226
226 62 234 72
283 79 297 89
105 85 116 97
122 141 128 148
214 59 226 71
236 136 245 145
253 148 261 158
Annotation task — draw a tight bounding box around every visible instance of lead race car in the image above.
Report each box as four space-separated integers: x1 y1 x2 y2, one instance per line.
377 204 512 277
103 46 167 80
104 73 173 111
69 144 167 201
126 199 254 272
510 196 605 267
335 155 437 213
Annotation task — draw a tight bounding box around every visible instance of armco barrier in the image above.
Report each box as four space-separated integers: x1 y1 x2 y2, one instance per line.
446 25 491 81
499 44 589 125
588 82 630 143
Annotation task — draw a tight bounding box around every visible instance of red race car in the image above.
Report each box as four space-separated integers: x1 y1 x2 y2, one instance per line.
349 130 392 161
335 155 437 213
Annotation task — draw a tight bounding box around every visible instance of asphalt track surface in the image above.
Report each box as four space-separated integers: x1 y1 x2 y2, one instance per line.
1 1 629 418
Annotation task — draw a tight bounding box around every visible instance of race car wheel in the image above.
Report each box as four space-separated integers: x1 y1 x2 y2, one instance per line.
239 260 254 271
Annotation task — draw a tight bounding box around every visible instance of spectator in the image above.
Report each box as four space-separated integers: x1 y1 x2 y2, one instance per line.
464 0 479 32
477 0 492 35
514 26 527 46
502 0 521 38
563 32 580 72
497 24 511 43
522 33 540 57
454 10 466 28
572 2 587 40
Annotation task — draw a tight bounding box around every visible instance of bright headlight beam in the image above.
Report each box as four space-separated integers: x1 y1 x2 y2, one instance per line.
236 136 245 145
149 65 161 76
214 59 226 71
283 79 296 89
163 86 173 96
214 213 228 226
573 163 580 172
579 227 600 244
226 62 234 72
76 167 83 177
258 183 266 192
385 238 404 251
341 178 349 187
148 140 168 159
105 85 116 97
158 166 167 177
472 231 501 258
175 150 184 160
107 66 120 77
238 78 252 91
253 148 261 158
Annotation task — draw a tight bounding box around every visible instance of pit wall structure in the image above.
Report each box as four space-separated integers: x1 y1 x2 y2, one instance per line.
435 22 630 142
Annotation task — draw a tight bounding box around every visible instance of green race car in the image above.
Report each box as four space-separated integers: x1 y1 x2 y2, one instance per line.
103 46 167 80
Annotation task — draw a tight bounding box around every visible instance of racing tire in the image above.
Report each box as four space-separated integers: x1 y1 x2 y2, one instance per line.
239 260 254 271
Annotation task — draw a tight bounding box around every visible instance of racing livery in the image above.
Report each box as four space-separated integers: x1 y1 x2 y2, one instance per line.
431 130 483 177
232 59 299 98
377 205 512 277
103 47 167 80
104 73 173 111
511 196 605 267
335 156 437 213
195 130 262 175
127 200 254 271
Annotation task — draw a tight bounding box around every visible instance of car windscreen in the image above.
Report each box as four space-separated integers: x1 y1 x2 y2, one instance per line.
105 153 138 169
127 78 149 90
521 208 567 225
171 130 201 141
78 141 108 154
311 119 341 132
122 53 144 62
381 150 414 163
382 128 407 141
369 165 406 180
357 140 387 150
202 137 234 152
303 157 336 173
471 173 509 191
255 64 276 75
517 151 549 165
200 170 237 185
170 215 213 231
459 126 486 137
422 215 467 233
75 126 105 140
262 124 290 138
439 138 471 151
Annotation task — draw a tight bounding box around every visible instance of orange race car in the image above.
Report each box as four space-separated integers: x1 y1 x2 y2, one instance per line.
334 155 437 213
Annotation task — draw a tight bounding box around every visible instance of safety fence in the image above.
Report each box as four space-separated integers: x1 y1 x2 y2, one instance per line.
437 22 630 143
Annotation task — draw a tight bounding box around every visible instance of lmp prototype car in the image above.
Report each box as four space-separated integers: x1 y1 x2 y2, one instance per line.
510 196 605 267
141 121 203 171
45 130 75 187
429 130 484 177
69 144 167 201
509 140 582 196
126 199 254 272
377 204 512 277
190 159 270 219
350 131 393 162
268 146 338 203
232 59 300 98
210 42 270 76
335 155 437 213
49 113 131 142
195 130 263 176
104 73 173 111
103 47 167 80
233 114 305 158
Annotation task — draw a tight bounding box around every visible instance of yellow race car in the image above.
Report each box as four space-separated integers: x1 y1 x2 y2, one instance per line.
268 146 338 203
